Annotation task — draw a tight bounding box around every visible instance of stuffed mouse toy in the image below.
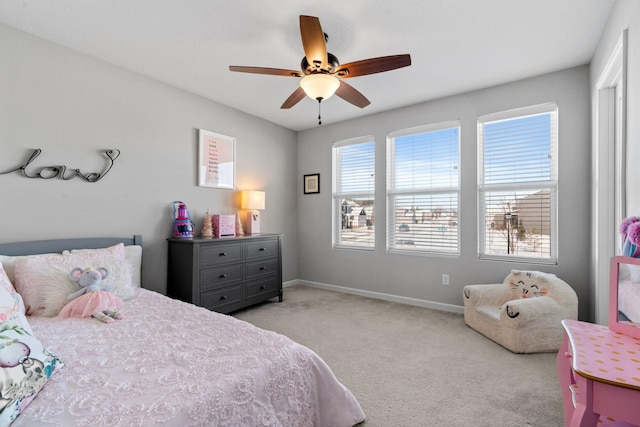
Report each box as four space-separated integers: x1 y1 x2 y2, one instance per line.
58 267 124 323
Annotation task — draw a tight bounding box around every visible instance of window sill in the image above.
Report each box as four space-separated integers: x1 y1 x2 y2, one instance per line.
479 254 557 265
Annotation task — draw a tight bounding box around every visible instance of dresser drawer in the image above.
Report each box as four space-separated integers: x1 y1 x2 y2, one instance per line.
246 259 278 279
246 276 281 299
245 240 278 260
200 285 243 310
200 264 243 290
200 243 242 266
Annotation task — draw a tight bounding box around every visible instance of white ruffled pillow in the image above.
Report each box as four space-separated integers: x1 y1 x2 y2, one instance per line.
67 244 142 287
13 244 137 317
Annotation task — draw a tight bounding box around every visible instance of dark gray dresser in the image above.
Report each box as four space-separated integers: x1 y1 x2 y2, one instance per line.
167 234 283 314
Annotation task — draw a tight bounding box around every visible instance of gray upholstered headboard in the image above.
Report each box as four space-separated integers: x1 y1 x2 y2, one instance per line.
0 235 142 256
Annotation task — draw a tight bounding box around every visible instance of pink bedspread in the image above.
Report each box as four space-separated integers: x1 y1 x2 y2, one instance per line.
14 289 365 426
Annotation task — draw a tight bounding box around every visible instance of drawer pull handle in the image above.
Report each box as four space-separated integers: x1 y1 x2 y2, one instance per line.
220 295 227 301
260 285 266 290
259 266 267 271
219 252 227 257
219 273 227 279
259 247 266 251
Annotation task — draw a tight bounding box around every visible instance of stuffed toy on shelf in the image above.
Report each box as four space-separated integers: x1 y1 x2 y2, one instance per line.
58 267 124 323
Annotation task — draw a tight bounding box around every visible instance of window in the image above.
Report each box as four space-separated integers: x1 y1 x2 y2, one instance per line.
478 103 558 263
333 137 375 249
387 122 460 254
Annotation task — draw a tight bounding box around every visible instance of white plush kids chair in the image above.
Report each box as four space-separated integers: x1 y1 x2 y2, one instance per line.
463 270 578 353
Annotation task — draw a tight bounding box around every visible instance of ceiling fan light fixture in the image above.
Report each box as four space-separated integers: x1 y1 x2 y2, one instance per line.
300 74 340 101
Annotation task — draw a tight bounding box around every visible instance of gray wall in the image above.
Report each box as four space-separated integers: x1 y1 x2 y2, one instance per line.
297 66 592 320
1 20 597 321
0 24 298 293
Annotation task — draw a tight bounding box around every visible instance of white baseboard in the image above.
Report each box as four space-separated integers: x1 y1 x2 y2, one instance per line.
283 279 298 288
286 279 465 314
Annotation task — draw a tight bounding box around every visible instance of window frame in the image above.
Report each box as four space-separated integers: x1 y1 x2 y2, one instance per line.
477 103 558 264
386 121 461 256
332 136 376 250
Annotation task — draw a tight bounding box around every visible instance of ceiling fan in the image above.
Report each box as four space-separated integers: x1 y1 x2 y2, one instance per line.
229 15 411 124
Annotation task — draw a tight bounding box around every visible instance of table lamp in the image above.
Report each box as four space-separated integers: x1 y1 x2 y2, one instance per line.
241 190 265 234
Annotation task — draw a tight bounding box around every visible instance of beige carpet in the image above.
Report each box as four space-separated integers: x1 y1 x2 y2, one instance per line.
234 284 563 427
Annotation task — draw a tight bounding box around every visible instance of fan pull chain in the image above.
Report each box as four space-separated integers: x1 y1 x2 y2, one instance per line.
317 98 322 125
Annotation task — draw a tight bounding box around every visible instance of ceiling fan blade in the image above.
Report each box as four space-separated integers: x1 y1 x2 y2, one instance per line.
335 54 412 78
299 15 327 69
335 81 370 108
229 66 303 77
281 87 307 109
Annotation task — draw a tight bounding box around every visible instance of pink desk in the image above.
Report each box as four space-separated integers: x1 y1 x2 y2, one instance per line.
557 320 640 426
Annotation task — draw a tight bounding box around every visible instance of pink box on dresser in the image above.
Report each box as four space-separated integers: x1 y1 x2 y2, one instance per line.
212 214 235 237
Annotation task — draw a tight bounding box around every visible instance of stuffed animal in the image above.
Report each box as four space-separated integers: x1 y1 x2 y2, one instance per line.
57 267 124 323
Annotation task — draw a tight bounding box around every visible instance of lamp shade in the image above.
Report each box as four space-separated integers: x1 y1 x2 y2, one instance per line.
241 190 265 210
299 74 340 100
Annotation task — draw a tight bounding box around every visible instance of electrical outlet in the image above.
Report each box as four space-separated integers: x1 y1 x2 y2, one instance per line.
442 274 450 286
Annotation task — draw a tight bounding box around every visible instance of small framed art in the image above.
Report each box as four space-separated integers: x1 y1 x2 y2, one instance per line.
304 173 320 194
198 129 235 189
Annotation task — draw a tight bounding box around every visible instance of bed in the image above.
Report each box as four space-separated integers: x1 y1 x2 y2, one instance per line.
0 236 365 426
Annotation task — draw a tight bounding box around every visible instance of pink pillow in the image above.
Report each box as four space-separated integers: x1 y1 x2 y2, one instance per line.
14 253 70 315
13 244 135 316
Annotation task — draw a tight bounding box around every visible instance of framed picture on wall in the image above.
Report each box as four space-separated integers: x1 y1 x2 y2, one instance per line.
198 129 235 189
304 173 320 194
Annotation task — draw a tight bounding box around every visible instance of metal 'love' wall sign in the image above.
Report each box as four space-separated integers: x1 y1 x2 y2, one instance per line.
0 149 120 182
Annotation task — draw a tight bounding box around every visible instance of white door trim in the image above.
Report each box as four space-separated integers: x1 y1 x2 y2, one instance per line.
592 29 627 324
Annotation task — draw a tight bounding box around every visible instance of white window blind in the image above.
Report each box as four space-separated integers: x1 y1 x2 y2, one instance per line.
333 137 375 249
387 122 460 254
478 103 558 263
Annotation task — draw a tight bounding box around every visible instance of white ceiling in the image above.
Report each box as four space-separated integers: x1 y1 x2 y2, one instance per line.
0 0 615 131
